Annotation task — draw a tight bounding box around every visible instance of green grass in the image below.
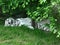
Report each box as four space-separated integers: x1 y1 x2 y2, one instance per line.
0 25 60 45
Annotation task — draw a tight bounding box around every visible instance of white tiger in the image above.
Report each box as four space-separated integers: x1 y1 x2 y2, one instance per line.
37 19 50 31
5 18 15 26
15 18 34 29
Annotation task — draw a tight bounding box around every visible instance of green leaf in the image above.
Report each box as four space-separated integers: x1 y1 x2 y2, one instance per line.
39 0 46 4
37 7 40 10
36 17 40 21
53 30 57 34
56 35 60 38
22 4 25 8
26 2 28 5
58 32 60 35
